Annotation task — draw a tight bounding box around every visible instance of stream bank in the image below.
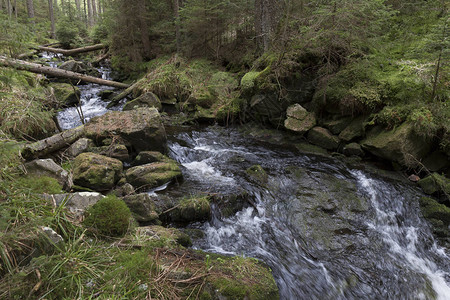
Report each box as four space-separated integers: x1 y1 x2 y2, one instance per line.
1 52 449 299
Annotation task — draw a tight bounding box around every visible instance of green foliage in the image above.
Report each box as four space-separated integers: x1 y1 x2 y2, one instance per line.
408 107 438 138
0 68 56 140
83 195 132 237
56 17 87 48
0 13 33 57
16 175 63 194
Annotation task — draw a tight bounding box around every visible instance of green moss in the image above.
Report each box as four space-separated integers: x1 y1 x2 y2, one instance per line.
418 173 450 196
171 196 211 222
83 195 132 237
16 175 63 194
419 197 450 226
209 255 279 300
241 71 261 91
246 165 268 184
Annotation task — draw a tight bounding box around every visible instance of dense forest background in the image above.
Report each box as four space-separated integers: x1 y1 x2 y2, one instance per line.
1 0 448 146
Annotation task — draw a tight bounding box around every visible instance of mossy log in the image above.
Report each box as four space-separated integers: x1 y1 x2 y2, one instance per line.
106 82 138 108
0 56 129 88
36 43 106 56
21 125 86 160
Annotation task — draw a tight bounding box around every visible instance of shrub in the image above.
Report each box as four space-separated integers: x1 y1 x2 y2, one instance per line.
83 195 132 237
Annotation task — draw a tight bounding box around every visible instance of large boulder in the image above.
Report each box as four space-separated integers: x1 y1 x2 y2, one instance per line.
284 104 316 134
49 82 80 107
307 127 340 150
423 151 450 172
85 108 167 153
25 158 72 190
323 117 352 135
122 193 159 223
123 92 162 111
73 152 123 191
125 160 182 190
361 122 432 165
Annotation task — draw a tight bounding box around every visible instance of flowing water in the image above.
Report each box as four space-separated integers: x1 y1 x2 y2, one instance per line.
40 52 123 130
51 53 450 299
167 127 450 300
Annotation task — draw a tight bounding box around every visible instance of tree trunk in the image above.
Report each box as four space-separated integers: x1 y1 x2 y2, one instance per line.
21 125 86 160
37 43 106 55
26 0 35 24
0 56 130 88
13 0 17 18
91 0 97 21
87 0 93 26
137 0 151 59
174 0 181 54
48 0 56 39
255 0 277 53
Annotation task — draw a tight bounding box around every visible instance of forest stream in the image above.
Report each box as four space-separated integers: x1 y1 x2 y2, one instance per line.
48 52 450 299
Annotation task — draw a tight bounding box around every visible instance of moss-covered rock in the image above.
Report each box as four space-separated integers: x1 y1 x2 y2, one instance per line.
418 173 450 197
88 144 129 162
85 108 167 153
49 82 80 107
73 152 123 191
125 160 182 190
205 255 279 300
323 117 352 135
361 122 432 166
132 151 168 166
338 116 366 142
246 165 268 184
307 127 340 150
83 195 132 237
122 193 159 223
169 196 211 223
24 158 72 190
284 104 316 134
343 143 364 157
123 92 162 111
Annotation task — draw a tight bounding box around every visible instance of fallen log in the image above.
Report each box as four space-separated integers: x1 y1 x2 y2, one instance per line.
21 125 86 160
0 56 130 89
36 44 106 56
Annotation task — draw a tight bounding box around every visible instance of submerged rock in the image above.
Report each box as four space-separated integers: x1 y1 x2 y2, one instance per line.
284 104 316 134
73 152 123 191
246 164 268 184
25 158 73 190
168 196 211 223
125 160 182 190
85 108 167 153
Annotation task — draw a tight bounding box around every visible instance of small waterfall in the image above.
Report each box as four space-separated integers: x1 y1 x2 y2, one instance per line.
167 127 450 300
354 171 450 300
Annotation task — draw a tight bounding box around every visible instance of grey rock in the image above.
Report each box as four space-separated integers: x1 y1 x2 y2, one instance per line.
25 158 73 190
67 138 94 157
